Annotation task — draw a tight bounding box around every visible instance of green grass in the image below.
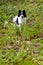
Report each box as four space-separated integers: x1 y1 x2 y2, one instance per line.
0 0 43 65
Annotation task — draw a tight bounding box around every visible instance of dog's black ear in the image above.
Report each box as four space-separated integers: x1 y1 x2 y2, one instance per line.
18 10 21 17
23 10 25 12
23 10 26 17
18 10 21 13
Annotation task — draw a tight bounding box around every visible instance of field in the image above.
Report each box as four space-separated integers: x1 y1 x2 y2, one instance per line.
0 0 43 65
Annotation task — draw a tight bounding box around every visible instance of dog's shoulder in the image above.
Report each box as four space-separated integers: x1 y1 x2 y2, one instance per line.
13 16 18 22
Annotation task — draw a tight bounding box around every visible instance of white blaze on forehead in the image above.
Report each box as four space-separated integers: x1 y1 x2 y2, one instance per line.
20 12 24 17
21 11 23 15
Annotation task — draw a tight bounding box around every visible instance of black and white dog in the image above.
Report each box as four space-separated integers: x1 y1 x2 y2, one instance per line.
13 10 26 27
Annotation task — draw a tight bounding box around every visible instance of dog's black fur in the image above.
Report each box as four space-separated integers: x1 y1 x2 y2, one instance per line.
18 10 26 17
13 10 26 26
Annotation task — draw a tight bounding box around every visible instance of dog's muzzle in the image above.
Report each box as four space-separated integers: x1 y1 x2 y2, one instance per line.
21 16 24 18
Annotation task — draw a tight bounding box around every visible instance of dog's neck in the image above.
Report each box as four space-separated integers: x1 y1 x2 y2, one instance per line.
18 16 23 24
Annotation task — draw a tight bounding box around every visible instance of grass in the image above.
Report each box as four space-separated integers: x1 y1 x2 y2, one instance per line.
0 0 43 65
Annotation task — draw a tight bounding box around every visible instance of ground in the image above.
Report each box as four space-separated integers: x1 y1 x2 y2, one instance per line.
0 0 43 65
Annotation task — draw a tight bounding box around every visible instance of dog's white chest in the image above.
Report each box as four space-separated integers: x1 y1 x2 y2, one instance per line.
18 17 23 24
13 16 26 26
13 16 18 23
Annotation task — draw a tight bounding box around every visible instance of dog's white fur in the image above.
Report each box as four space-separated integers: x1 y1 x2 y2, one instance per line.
13 10 26 27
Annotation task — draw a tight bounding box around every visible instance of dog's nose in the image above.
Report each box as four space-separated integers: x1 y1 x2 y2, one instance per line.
22 16 24 18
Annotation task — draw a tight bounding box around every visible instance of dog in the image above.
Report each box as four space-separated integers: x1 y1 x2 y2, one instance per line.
13 10 26 27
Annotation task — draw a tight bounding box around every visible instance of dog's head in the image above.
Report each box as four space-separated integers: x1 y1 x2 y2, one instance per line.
18 10 26 18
